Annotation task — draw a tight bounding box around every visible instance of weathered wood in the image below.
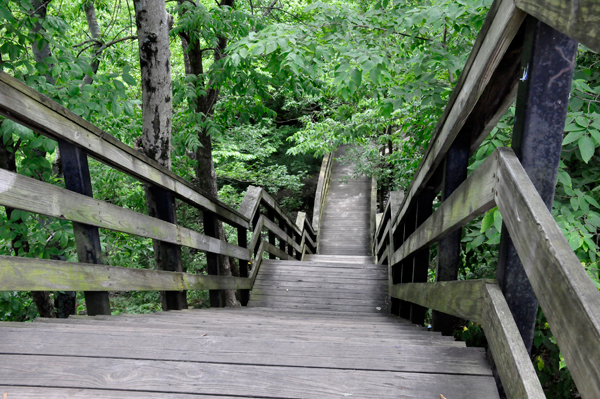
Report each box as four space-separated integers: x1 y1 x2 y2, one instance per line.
433 135 471 335
0 255 252 291
0 354 500 398
496 148 600 398
262 216 301 252
390 152 498 266
267 207 277 260
390 279 491 323
497 17 577 353
0 329 492 375
59 140 110 315
0 72 249 229
238 226 249 306
312 153 333 231
148 186 187 310
483 284 546 399
515 0 600 53
370 175 377 240
0 168 250 260
391 0 525 232
262 241 290 260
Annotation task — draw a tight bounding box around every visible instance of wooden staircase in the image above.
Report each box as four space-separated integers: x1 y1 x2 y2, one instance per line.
1 255 500 398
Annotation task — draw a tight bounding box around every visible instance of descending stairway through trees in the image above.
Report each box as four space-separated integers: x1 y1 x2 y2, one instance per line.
3 1 600 398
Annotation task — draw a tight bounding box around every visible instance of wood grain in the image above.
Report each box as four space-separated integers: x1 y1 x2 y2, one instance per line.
496 148 600 398
516 0 600 53
390 151 498 265
0 72 248 229
0 255 252 291
391 0 525 232
483 284 545 399
0 168 250 260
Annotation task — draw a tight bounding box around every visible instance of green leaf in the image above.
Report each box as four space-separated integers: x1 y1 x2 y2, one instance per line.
557 169 572 187
568 233 583 251
111 102 122 117
349 68 362 86
493 209 503 233
122 73 137 86
578 135 595 163
480 211 494 233
369 65 381 84
563 130 584 145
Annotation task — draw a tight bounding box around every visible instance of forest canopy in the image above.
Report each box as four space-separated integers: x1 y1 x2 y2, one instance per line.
0 0 599 396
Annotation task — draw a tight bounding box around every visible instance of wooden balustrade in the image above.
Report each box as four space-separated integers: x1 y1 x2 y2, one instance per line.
0 71 318 312
373 0 600 397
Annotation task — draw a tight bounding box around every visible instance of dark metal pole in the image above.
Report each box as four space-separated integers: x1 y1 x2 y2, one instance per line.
497 16 577 353
59 140 111 316
432 136 470 335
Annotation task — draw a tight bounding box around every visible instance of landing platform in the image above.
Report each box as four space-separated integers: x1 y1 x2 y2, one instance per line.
0 255 500 398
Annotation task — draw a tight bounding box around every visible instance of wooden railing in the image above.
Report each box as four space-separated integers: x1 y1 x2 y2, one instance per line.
0 71 316 311
373 0 600 398
311 152 333 253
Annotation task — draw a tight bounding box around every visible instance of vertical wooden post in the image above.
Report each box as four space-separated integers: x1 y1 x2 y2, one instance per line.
287 225 295 258
203 210 222 307
267 208 276 259
497 16 577 352
238 226 249 306
390 219 404 316
410 188 435 325
58 140 111 316
148 185 187 310
278 216 286 256
432 136 470 335
399 205 417 320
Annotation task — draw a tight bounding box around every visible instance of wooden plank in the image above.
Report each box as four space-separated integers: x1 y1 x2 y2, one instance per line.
0 168 250 260
313 153 333 230
496 148 600 398
262 241 290 260
0 387 243 399
0 255 252 291
391 0 525 232
263 216 301 252
515 0 600 53
390 152 498 266
0 355 500 398
0 329 491 375
259 189 303 238
483 284 545 399
0 72 249 229
389 279 491 323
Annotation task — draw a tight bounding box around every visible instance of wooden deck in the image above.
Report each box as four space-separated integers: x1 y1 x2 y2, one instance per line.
0 254 499 398
319 146 373 256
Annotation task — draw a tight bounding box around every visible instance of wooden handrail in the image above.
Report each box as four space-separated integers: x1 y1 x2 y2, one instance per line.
390 0 525 233
0 72 249 229
380 147 600 398
312 152 334 240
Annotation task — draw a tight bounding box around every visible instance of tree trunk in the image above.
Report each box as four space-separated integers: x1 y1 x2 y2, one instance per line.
31 0 55 85
178 0 240 307
134 0 187 310
82 1 102 85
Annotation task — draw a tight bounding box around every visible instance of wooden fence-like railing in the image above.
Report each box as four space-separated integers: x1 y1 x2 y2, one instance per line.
311 152 334 253
373 0 600 398
0 71 316 311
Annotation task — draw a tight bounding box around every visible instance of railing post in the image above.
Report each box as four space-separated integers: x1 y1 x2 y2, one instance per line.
268 207 276 259
398 205 417 320
59 140 111 316
238 226 249 306
147 185 187 310
287 225 295 258
278 216 287 256
497 16 577 352
432 136 470 335
203 210 223 307
410 188 435 325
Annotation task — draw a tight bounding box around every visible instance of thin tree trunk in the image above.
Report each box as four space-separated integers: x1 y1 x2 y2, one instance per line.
134 0 187 310
82 1 102 85
178 0 240 307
